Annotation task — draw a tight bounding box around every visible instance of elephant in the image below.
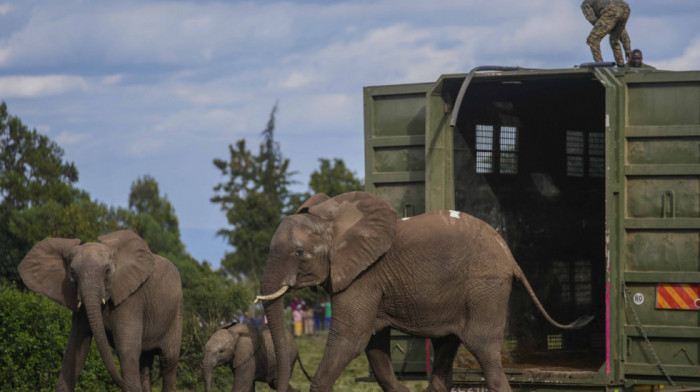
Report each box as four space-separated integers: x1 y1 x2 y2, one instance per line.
18 230 183 392
202 321 311 392
255 191 592 392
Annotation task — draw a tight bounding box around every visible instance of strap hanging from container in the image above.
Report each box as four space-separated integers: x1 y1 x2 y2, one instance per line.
449 66 525 128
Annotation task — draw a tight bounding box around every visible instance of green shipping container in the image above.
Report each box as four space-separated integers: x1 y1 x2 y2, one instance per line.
363 66 700 391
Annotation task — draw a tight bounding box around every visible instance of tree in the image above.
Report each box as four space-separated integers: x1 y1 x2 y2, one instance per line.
309 158 363 196
0 281 116 392
0 102 101 282
8 193 121 245
211 103 296 283
0 102 78 210
288 157 364 214
123 175 184 257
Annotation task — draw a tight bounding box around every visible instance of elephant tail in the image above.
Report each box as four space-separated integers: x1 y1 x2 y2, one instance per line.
514 265 594 329
295 354 314 382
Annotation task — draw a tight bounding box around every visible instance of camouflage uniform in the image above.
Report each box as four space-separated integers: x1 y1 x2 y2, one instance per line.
581 0 631 67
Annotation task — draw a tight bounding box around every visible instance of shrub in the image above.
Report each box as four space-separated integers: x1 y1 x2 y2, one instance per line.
0 281 116 392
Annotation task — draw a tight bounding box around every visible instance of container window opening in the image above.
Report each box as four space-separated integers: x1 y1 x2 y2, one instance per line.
452 75 606 372
474 124 519 174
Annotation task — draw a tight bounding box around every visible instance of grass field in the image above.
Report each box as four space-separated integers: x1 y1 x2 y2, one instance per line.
207 332 430 392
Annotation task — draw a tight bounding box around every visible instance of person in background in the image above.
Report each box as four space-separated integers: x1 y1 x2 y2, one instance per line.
292 305 303 337
313 303 324 332
581 0 631 67
324 299 332 331
625 49 656 70
289 296 301 311
304 307 314 335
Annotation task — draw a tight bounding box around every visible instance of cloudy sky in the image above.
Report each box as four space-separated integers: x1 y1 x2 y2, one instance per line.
1 0 699 267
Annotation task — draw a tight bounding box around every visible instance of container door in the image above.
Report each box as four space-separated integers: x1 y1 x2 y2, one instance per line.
363 82 434 378
619 71 700 386
364 83 432 217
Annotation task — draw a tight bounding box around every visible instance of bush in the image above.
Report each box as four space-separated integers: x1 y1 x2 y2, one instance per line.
0 281 116 392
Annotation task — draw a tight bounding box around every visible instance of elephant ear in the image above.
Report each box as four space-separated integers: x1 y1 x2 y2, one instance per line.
18 238 82 311
98 230 155 306
229 324 260 368
308 191 397 293
295 193 330 214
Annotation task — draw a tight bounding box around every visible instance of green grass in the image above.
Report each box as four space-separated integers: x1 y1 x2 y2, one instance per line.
201 332 429 392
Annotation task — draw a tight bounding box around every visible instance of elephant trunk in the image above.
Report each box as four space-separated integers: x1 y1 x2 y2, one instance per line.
263 296 291 392
202 357 214 392
84 295 125 389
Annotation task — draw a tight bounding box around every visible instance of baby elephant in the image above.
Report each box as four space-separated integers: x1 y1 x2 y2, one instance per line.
203 322 311 392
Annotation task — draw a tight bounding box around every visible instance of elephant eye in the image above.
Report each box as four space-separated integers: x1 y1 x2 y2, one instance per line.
295 249 305 258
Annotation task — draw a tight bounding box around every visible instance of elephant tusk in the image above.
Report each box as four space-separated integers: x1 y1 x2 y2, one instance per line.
102 298 106 305
77 301 82 309
254 286 289 304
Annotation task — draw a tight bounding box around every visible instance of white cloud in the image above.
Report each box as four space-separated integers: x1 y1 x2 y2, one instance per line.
285 93 353 129
281 23 469 86
0 75 88 98
129 136 165 157
0 2 295 68
54 131 87 145
503 1 581 52
0 3 11 16
101 74 122 85
0 47 11 65
653 36 700 71
35 124 51 133
280 71 314 89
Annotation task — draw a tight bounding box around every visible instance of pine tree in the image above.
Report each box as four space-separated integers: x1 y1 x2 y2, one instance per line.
211 103 295 283
309 158 363 196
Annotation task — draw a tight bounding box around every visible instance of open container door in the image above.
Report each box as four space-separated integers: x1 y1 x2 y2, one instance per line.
435 67 613 391
364 82 432 218
363 82 434 378
615 69 700 389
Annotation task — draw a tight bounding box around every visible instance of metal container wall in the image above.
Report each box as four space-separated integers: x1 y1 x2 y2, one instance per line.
621 71 700 386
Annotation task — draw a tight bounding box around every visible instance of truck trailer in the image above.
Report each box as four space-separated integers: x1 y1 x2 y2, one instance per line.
363 65 700 391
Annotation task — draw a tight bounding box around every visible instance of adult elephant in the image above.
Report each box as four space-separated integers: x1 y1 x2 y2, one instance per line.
202 321 311 392
18 230 183 392
255 192 591 392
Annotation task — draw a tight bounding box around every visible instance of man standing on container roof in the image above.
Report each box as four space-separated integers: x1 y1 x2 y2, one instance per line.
581 0 632 67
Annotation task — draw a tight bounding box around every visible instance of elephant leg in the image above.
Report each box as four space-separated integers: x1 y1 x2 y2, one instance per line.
139 351 154 392
159 345 179 392
466 345 510 392
232 359 256 392
56 311 92 392
115 334 144 391
425 335 460 392
460 309 511 391
310 332 373 392
365 328 408 392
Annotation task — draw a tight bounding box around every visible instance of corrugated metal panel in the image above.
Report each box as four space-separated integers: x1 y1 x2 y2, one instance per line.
622 72 700 385
364 83 431 218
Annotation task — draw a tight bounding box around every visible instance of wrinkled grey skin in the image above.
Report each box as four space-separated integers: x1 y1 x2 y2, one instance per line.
259 192 591 392
202 322 311 392
18 230 183 392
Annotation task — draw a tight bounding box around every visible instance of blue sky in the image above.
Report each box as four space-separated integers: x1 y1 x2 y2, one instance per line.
1 0 699 268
